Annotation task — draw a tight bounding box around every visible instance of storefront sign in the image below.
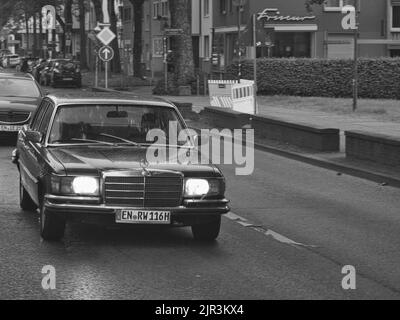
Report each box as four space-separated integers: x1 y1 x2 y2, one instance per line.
257 8 316 22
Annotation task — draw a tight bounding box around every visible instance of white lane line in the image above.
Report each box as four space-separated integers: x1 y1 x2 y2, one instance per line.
225 212 317 248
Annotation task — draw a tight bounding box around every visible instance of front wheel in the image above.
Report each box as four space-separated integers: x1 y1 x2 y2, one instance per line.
40 199 66 241
19 177 37 211
191 216 221 242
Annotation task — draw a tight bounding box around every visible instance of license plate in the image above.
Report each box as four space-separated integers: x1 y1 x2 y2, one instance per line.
63 78 73 81
116 210 171 225
0 125 23 132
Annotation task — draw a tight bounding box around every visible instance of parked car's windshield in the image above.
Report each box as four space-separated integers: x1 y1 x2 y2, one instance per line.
0 78 40 97
49 104 186 145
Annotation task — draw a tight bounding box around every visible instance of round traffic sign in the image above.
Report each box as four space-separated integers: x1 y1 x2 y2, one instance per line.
99 45 114 62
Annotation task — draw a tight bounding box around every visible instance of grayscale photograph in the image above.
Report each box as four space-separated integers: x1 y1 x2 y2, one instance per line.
0 0 399 306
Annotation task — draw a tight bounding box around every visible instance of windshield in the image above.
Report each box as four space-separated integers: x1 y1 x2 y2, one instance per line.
0 78 40 97
48 104 187 146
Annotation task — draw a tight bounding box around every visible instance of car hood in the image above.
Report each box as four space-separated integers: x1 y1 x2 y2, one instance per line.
49 146 220 177
0 96 40 112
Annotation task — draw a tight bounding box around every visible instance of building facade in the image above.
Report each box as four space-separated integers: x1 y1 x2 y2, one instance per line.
209 0 400 75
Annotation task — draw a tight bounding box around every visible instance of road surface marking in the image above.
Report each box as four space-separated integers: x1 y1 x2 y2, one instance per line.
225 212 317 248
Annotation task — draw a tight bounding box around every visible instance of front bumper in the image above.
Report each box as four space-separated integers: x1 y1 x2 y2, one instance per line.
44 195 230 226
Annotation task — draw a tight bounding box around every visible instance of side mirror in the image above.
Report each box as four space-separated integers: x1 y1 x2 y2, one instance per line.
193 134 208 146
25 130 42 143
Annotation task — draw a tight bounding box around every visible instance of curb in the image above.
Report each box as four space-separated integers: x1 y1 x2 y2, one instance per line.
91 87 400 188
191 126 400 189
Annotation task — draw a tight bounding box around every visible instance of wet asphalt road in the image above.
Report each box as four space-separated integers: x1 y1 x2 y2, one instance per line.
0 87 400 300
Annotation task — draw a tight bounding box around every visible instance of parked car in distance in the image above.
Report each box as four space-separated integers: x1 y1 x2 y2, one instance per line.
39 59 81 88
12 93 230 241
0 49 11 59
31 59 47 81
15 57 39 73
0 72 43 141
1 54 21 68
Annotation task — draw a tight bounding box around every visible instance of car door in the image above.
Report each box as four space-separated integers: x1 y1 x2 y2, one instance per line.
18 100 50 205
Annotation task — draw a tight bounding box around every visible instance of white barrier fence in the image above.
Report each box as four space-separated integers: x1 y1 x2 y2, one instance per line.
208 79 257 115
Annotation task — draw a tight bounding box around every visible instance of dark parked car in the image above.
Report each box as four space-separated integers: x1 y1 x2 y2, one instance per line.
31 59 47 81
12 93 230 241
0 73 43 140
39 59 81 88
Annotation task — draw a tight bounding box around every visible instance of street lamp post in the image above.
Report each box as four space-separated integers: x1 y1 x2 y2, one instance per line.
353 1 359 112
233 0 247 84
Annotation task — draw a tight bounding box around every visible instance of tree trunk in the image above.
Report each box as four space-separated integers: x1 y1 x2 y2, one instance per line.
78 0 88 68
109 0 121 73
65 0 72 56
25 14 30 55
131 0 144 78
169 0 194 87
33 13 37 56
92 0 103 23
56 14 65 55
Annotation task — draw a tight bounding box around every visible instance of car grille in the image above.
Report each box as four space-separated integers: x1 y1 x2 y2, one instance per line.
0 111 31 124
104 171 183 208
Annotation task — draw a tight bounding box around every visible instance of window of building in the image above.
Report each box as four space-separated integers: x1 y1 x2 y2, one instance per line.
204 35 210 59
161 0 169 18
220 0 227 15
153 38 164 57
228 0 233 13
123 7 132 21
153 1 160 19
272 32 312 58
204 0 210 16
324 0 353 12
391 4 400 30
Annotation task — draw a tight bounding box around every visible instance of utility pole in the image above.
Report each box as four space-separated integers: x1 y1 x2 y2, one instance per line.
353 0 359 112
233 0 247 84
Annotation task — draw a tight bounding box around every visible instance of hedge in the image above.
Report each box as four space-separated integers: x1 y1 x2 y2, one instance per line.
227 58 400 99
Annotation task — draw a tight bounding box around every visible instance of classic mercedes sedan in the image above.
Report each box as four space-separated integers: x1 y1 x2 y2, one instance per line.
12 93 230 241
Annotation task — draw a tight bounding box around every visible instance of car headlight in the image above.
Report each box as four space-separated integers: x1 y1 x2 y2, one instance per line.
51 176 99 196
184 178 224 198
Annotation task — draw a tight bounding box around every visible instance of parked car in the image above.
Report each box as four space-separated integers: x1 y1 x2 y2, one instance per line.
12 93 230 241
15 57 38 73
39 59 81 88
31 59 47 81
0 73 43 139
0 49 11 59
1 54 21 68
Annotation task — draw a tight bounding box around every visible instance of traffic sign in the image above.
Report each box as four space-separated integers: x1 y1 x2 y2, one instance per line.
99 45 114 62
164 28 184 36
96 27 116 46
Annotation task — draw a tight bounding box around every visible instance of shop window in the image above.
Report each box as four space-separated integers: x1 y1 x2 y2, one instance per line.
324 0 353 12
153 38 164 57
220 0 227 15
391 5 400 31
204 35 210 59
204 0 210 16
271 33 311 58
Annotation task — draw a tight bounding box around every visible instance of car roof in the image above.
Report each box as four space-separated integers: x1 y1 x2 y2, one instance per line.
0 72 34 80
45 92 176 108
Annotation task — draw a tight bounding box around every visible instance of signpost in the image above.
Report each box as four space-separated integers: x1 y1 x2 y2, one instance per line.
99 46 114 89
95 0 117 89
233 0 247 84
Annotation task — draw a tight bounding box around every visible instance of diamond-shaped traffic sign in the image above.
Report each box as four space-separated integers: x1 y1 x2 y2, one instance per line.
96 27 116 46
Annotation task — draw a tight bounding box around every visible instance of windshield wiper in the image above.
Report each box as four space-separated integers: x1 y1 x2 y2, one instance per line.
54 138 116 146
97 133 140 146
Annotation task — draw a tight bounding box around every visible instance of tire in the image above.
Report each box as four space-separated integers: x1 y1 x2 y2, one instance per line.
191 216 221 242
40 197 65 241
19 177 37 211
